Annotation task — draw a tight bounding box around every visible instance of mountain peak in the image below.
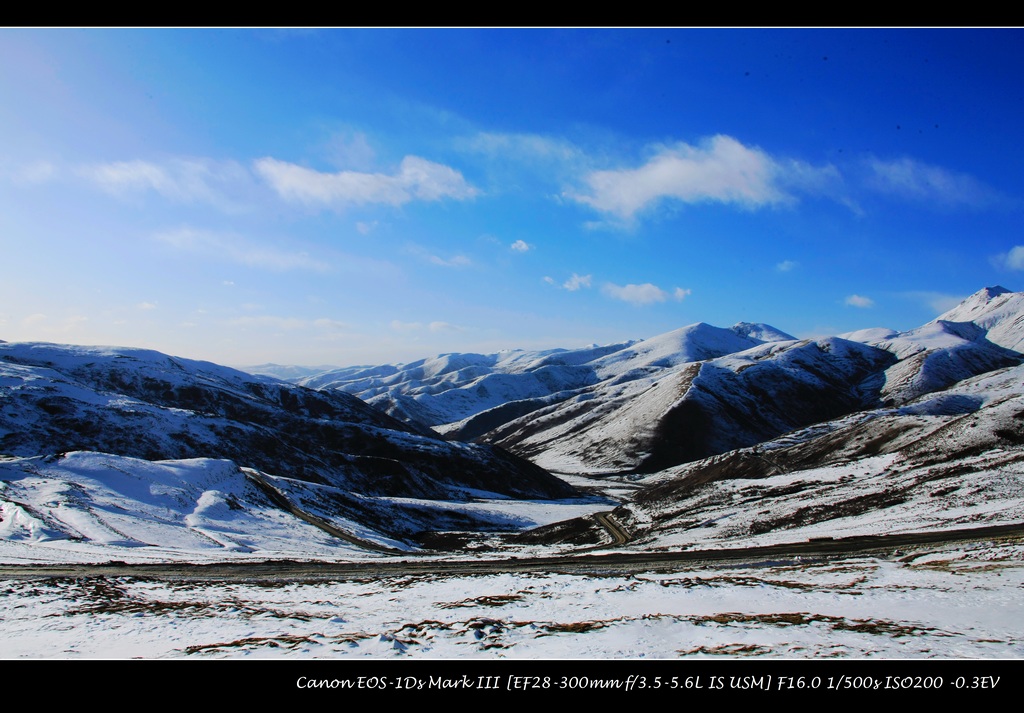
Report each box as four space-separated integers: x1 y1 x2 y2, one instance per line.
730 322 797 343
936 286 1016 322
969 285 1012 303
931 285 1024 353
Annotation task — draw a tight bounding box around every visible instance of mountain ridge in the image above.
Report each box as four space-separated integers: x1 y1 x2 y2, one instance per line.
291 286 1022 477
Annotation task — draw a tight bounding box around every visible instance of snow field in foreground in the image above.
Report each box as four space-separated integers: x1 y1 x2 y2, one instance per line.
3 540 1022 659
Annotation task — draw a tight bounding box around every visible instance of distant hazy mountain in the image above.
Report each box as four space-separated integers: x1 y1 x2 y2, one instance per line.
293 322 797 441
239 362 341 381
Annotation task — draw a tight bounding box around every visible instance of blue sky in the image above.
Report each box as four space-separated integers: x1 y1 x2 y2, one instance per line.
2 28 1023 366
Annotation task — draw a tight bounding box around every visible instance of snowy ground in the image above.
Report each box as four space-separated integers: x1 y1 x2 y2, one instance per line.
3 539 1022 659
621 450 1024 551
0 452 613 564
3 450 1023 660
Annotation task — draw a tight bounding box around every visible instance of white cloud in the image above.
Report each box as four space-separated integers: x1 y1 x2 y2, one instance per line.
545 274 594 290
254 155 478 208
89 160 166 192
867 157 999 208
136 302 157 311
602 282 675 306
469 132 850 223
776 260 798 272
154 227 329 272
510 239 531 252
845 294 875 308
997 245 1024 270
775 158 858 213
83 158 251 210
562 273 592 291
673 287 692 301
569 135 789 220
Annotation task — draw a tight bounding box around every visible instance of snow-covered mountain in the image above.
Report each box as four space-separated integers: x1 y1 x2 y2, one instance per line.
841 297 1023 406
485 335 898 473
0 342 578 548
473 287 1024 473
510 286 1024 549
241 362 341 381
563 359 1024 551
294 322 796 440
278 287 1024 481
931 285 1024 353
